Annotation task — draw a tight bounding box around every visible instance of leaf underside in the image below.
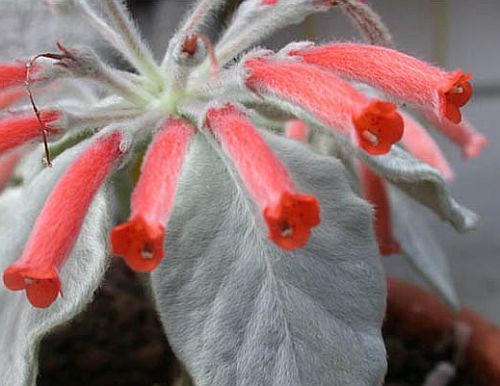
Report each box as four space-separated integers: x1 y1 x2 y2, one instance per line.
152 132 387 386
389 187 459 310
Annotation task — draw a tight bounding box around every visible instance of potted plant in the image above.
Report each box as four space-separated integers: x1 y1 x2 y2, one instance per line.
0 0 494 385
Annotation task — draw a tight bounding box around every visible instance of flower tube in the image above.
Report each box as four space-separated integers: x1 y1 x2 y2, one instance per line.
111 118 196 272
3 131 124 307
357 162 400 256
244 56 404 155
401 113 454 180
287 43 473 123
0 111 61 154
205 103 320 249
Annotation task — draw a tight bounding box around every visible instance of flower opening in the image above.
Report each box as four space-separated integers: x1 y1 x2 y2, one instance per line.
244 56 403 155
288 43 473 124
3 131 124 307
111 216 165 272
264 192 320 250
3 266 61 308
205 103 320 249
352 100 404 155
440 71 473 124
111 118 195 272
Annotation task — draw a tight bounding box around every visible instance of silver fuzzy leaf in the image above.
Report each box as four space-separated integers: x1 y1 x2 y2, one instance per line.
152 132 387 386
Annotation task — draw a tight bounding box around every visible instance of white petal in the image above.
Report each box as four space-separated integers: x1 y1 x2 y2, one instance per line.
152 132 387 386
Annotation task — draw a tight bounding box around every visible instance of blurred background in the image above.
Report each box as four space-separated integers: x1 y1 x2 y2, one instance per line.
129 0 500 324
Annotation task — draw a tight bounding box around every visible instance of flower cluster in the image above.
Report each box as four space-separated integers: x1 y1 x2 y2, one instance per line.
0 0 484 312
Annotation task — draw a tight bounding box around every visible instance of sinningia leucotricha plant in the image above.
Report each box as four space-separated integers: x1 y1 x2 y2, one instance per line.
0 0 486 385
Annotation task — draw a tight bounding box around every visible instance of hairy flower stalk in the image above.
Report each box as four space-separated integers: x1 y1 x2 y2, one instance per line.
111 118 195 272
0 0 482 315
3 132 124 307
205 103 320 249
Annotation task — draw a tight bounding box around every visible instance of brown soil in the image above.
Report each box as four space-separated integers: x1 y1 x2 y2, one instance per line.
384 316 476 386
37 259 179 386
36 260 478 385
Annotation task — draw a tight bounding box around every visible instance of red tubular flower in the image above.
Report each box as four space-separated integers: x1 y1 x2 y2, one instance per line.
425 112 487 159
357 162 400 256
0 151 21 190
285 120 309 142
0 111 61 154
244 56 403 155
401 113 454 180
288 43 473 123
3 132 124 308
352 100 404 155
110 118 195 272
205 103 320 250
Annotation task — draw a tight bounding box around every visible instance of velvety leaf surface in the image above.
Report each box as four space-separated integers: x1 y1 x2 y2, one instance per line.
152 132 387 386
389 188 459 310
357 145 478 233
0 144 110 386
